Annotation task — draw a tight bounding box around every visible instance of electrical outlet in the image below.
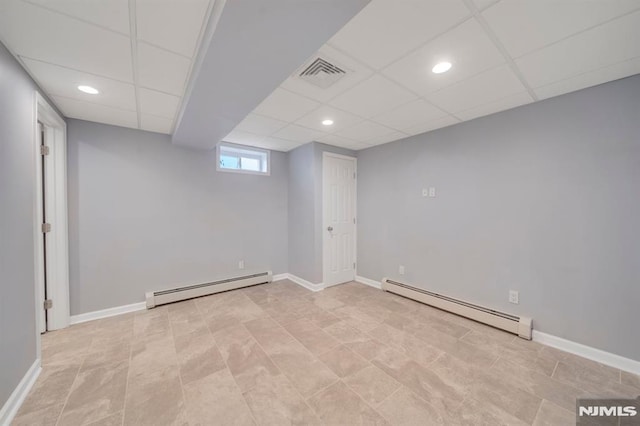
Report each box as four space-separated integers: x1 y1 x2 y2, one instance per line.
238 260 245 269
422 188 429 197
399 265 405 275
509 290 519 304
428 187 436 197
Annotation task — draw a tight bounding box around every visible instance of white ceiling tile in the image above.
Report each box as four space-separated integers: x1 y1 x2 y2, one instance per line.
223 130 266 147
53 96 138 129
403 115 461 136
294 105 364 133
140 114 173 134
382 19 505 96
329 0 470 69
272 124 323 143
373 99 447 132
137 43 191 95
280 44 374 103
253 137 303 152
426 65 525 113
472 0 499 11
516 10 640 89
25 0 130 34
334 120 397 142
235 114 288 136
455 91 533 121
316 133 360 148
253 88 320 122
364 130 409 146
21 58 136 111
483 0 640 58
136 0 210 57
534 57 640 100
138 88 180 119
0 0 133 81
329 74 418 118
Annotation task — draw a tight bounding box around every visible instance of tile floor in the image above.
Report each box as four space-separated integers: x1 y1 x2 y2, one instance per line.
13 280 640 425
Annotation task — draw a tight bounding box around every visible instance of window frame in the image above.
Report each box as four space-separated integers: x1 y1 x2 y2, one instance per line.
216 142 271 176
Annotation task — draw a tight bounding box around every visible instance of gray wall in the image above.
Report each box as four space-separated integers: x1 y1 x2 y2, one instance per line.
67 119 288 315
0 43 40 408
288 142 356 283
357 74 640 361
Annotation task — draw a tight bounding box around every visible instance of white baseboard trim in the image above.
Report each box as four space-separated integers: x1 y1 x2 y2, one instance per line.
532 330 640 375
286 274 324 292
272 273 288 282
69 302 146 325
0 359 41 425
355 275 382 289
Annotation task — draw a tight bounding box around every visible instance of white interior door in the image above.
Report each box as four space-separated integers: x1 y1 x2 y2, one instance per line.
323 153 356 287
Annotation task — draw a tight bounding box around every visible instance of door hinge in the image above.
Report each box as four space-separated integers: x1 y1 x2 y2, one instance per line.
353 172 356 179
40 145 50 156
44 299 53 310
42 223 51 233
353 262 356 269
353 217 356 224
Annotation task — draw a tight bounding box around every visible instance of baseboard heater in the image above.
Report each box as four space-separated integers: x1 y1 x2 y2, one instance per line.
381 278 532 340
145 271 272 309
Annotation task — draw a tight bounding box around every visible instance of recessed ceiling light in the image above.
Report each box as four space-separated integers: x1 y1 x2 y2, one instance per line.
78 85 99 94
322 119 334 126
432 62 452 74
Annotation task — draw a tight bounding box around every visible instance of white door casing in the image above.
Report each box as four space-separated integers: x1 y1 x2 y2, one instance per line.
323 152 356 287
34 92 69 334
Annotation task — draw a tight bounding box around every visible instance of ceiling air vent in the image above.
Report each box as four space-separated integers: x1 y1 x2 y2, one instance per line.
298 57 348 89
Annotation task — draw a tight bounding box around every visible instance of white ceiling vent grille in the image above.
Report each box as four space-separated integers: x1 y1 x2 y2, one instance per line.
298 56 348 89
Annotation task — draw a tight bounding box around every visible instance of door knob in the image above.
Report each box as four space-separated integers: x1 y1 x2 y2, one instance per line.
327 226 333 232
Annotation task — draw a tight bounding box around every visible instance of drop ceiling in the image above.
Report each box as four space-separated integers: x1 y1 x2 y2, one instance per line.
225 0 640 152
0 0 214 134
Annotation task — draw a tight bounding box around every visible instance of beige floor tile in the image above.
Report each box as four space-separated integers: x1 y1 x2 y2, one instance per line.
322 320 369 343
214 325 280 392
552 359 621 394
267 342 338 398
124 365 188 426
86 410 124 426
445 397 529 426
242 374 321 425
81 338 131 373
344 365 401 406
283 319 341 355
174 328 225 385
58 361 128 426
129 332 178 376
183 367 255 426
308 381 389 425
621 371 640 390
368 323 442 367
15 364 80 416
376 386 445 425
492 357 588 411
345 338 389 361
371 348 466 413
470 372 542 424
318 345 370 378
532 400 576 426
243 318 297 354
11 403 64 426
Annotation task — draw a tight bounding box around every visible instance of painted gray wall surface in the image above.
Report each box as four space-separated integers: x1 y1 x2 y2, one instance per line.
357 75 640 360
67 119 288 315
287 142 355 283
0 43 39 408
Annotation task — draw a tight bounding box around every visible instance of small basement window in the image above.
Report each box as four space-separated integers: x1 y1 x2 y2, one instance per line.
217 142 270 175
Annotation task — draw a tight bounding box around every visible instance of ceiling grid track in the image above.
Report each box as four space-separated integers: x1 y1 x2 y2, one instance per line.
128 0 142 128
462 0 538 101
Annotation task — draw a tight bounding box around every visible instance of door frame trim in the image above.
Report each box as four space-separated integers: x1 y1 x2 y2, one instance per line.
322 151 357 288
34 92 70 338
